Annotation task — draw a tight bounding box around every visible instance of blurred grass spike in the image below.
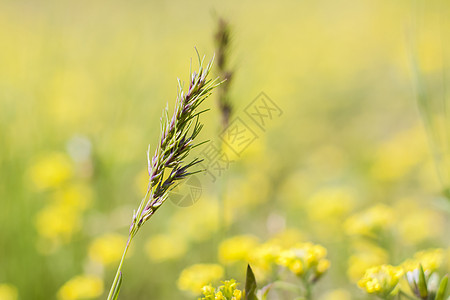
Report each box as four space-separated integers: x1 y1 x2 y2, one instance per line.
214 17 233 129
106 53 220 300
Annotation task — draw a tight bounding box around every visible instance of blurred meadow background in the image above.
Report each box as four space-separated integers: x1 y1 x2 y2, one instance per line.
0 0 449 299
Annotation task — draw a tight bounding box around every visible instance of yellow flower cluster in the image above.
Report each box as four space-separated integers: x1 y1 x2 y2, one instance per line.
215 231 330 284
344 204 393 237
177 264 225 294
57 275 103 300
358 264 403 296
199 280 242 300
276 242 330 281
401 248 444 273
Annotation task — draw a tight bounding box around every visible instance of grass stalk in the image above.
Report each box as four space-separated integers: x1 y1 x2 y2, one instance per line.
106 52 220 299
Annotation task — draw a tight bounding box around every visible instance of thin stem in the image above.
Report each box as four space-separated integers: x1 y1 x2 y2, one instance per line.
106 235 133 300
301 278 312 300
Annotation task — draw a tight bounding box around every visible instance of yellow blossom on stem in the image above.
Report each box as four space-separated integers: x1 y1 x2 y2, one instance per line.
276 242 330 282
358 265 403 297
199 280 242 300
402 248 444 273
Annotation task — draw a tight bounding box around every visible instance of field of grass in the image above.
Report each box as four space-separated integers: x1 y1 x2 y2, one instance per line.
0 0 449 299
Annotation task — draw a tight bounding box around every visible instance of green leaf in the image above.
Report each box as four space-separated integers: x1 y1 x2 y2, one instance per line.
435 275 448 300
245 264 258 300
418 265 428 300
112 272 123 300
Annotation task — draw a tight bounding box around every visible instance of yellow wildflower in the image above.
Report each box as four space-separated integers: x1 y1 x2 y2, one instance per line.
88 233 127 266
358 265 403 297
57 275 103 300
199 280 242 300
402 248 444 273
0 284 18 300
200 284 215 299
218 235 259 263
178 264 224 294
344 204 393 237
145 234 187 262
276 242 330 280
28 153 73 190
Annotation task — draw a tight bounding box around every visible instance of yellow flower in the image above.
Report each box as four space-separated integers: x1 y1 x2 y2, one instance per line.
0 284 18 300
199 280 242 300
344 204 393 237
145 234 187 262
28 153 73 190
358 265 403 297
276 242 330 280
57 275 103 300
401 248 444 273
88 233 127 266
200 284 215 299
218 235 259 263
178 264 224 294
